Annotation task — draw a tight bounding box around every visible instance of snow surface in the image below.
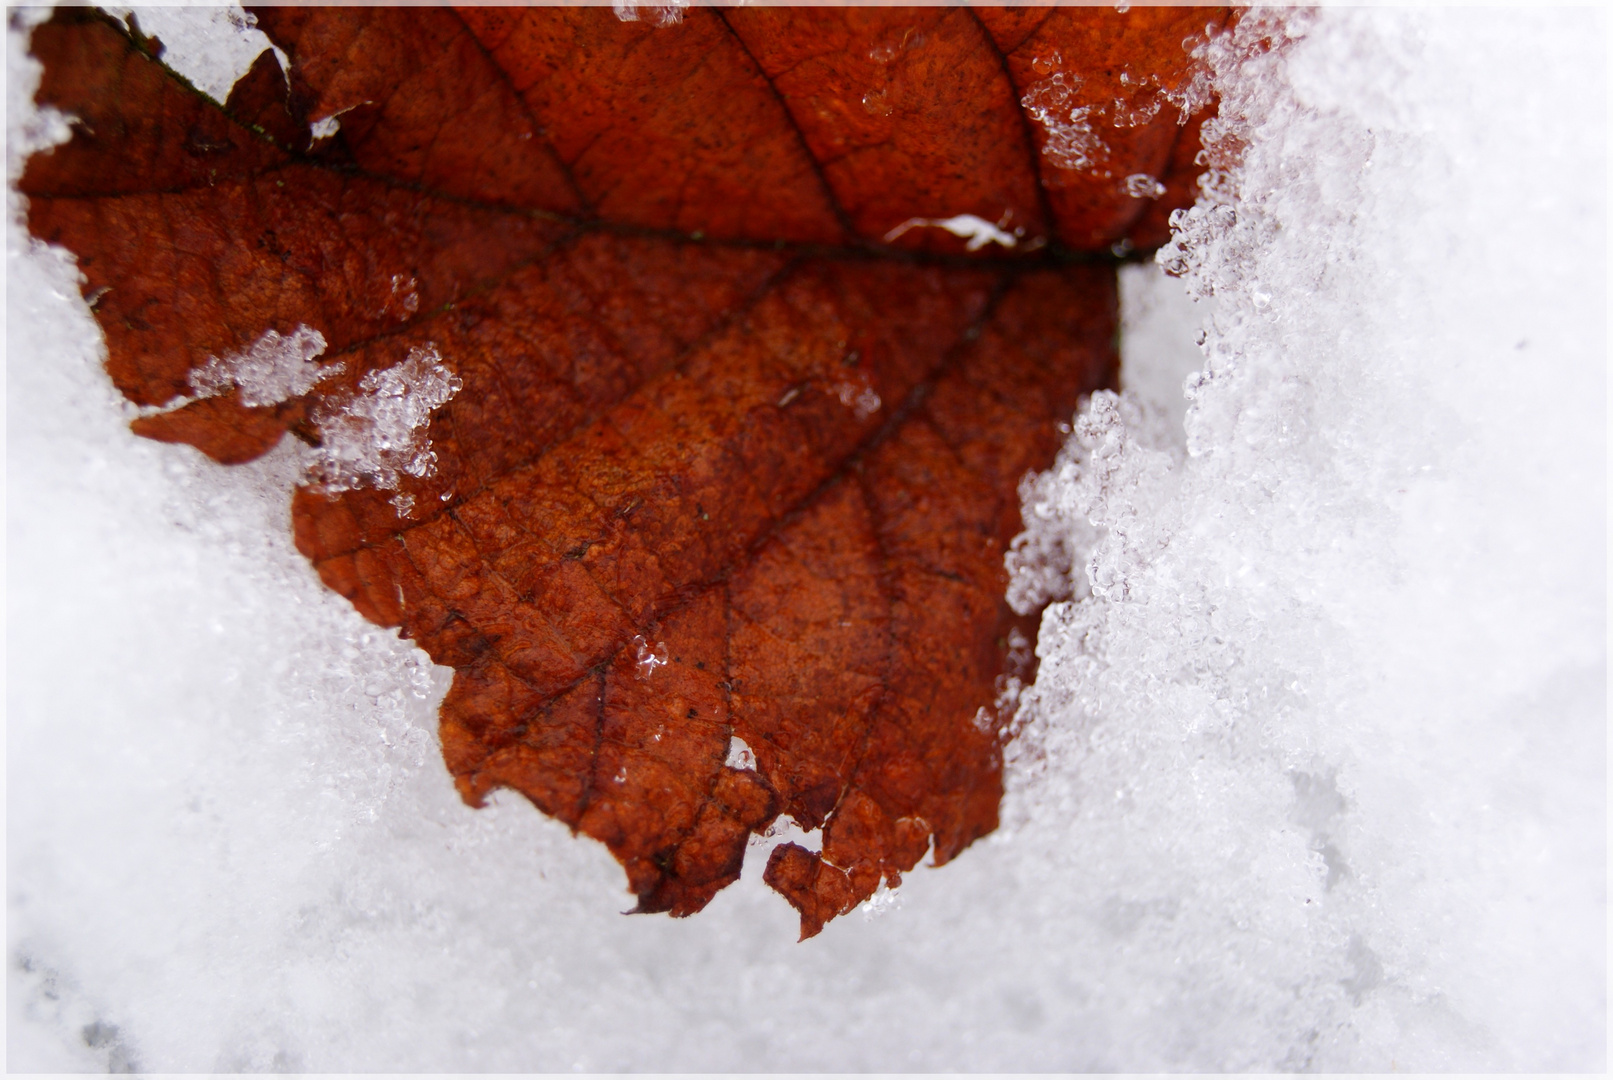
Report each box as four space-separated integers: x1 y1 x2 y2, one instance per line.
7 6 1606 1072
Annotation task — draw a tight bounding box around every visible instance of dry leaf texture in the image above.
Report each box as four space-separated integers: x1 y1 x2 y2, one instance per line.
22 5 1224 937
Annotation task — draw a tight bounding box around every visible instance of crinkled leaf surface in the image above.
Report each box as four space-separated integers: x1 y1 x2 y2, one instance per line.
22 5 1224 938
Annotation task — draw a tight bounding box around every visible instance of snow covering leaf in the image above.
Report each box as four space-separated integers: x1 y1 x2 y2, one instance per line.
20 6 1222 937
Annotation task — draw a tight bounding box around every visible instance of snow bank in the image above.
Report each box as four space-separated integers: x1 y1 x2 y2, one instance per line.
1005 10 1605 1068
7 6 1604 1071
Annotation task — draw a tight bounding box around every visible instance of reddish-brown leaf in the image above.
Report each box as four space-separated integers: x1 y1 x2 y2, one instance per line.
21 6 1225 938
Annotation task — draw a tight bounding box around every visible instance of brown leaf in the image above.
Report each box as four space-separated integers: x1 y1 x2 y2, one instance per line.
21 6 1225 938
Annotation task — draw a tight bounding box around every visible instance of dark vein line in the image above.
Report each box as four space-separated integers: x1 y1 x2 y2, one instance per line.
467 268 1020 782
985 6 1057 58
823 470 894 857
815 272 1016 863
712 8 859 243
575 670 608 826
366 249 802 557
361 253 807 692
71 8 1135 270
448 9 593 217
965 6 1061 244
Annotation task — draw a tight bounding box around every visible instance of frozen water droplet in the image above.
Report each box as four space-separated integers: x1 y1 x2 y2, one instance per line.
1125 173 1167 199
631 635 668 679
725 736 756 771
386 274 420 320
831 377 883 420
861 88 892 117
868 41 900 64
1021 72 1109 173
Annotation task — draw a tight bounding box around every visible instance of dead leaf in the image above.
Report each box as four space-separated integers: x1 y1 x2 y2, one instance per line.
21 6 1226 938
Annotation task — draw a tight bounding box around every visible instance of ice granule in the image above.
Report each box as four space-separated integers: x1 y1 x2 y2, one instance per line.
859 880 903 921
831 374 882 419
1124 173 1166 199
1021 30 1219 180
307 344 462 500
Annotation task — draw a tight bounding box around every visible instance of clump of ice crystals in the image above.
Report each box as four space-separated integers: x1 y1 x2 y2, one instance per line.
188 325 336 408
1019 27 1219 181
612 1 685 29
7 6 1604 1073
1020 68 1109 175
307 344 461 506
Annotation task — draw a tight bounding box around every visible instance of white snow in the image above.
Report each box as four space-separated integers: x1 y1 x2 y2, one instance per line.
1006 8 1606 1070
307 114 340 142
6 6 1604 1072
883 212 1022 251
102 5 281 105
